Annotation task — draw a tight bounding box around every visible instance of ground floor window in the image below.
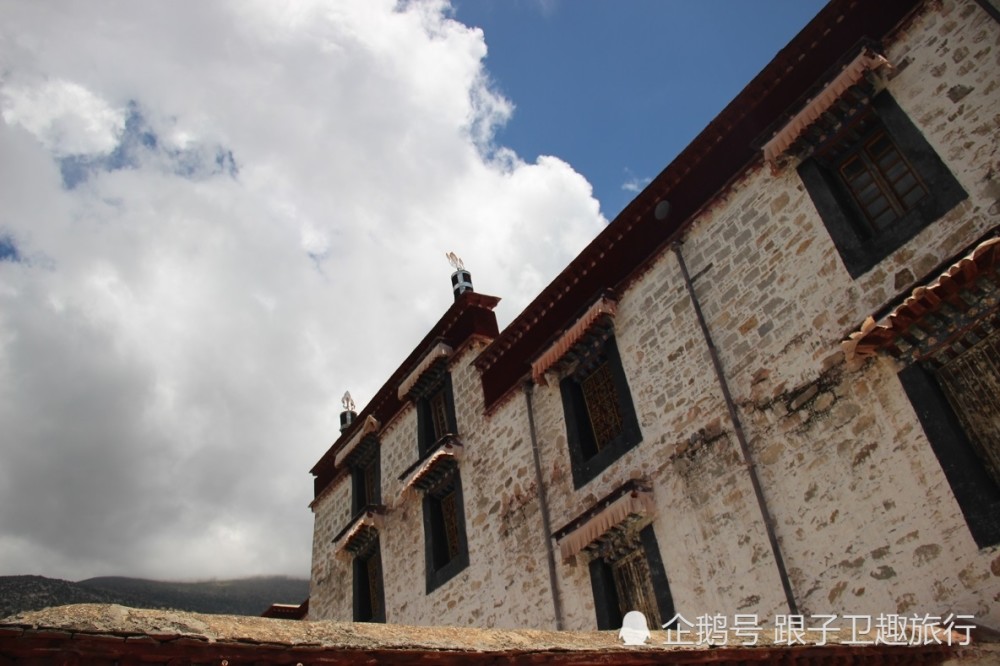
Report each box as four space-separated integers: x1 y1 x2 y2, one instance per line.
588 525 674 630
900 325 1000 548
932 329 1000 488
353 538 385 622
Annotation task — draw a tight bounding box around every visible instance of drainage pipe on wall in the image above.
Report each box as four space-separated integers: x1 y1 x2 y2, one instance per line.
671 241 800 616
523 381 566 630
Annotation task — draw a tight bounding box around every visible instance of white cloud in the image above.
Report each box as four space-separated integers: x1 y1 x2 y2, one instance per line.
0 0 604 581
1 79 125 156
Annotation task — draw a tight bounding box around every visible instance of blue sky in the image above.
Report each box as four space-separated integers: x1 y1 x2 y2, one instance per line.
0 0 830 581
454 0 826 217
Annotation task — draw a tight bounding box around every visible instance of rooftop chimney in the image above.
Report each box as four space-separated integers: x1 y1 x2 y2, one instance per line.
339 391 356 433
446 251 473 301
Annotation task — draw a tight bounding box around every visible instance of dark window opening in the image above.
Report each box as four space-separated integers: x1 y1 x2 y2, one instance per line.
589 525 675 630
350 443 381 517
353 539 386 623
799 90 967 278
899 330 1000 548
417 374 457 456
935 331 1000 489
423 469 469 593
560 336 642 488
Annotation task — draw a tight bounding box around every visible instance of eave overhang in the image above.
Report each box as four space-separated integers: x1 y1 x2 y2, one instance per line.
333 505 387 556
761 46 892 166
531 295 617 385
843 234 1000 367
398 342 453 400
333 415 381 468
552 478 655 562
398 434 464 494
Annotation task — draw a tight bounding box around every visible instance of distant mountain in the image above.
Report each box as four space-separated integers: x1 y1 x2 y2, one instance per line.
0 575 309 619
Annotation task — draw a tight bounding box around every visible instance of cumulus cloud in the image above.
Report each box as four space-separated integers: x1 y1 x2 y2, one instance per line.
0 0 604 580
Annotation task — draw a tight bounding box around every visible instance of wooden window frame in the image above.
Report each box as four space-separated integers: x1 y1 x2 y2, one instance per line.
588 525 675 631
422 470 470 593
350 445 381 517
560 336 642 489
798 90 967 278
417 374 457 457
835 127 927 232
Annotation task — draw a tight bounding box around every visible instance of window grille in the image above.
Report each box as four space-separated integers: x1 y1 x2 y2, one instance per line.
581 361 625 452
933 328 1000 488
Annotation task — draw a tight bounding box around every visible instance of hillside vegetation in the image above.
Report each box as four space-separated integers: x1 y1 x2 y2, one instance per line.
0 575 309 619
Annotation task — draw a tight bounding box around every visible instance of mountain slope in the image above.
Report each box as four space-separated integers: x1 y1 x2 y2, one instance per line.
1 575 309 619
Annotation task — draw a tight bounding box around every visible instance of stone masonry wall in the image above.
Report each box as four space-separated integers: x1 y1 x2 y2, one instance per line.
308 473 352 620
655 0 1000 626
310 340 556 629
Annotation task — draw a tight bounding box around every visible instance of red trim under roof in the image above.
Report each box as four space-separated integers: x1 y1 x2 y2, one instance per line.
475 0 924 410
311 291 500 500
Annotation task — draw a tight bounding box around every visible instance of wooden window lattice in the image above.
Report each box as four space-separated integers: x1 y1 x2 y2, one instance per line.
366 549 382 618
599 530 661 629
440 489 461 560
430 389 451 442
823 112 927 234
581 361 625 451
363 460 378 506
934 328 1000 488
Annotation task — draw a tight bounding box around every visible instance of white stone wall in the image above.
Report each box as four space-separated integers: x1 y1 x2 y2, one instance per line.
309 0 1000 630
308 474 352 620
310 340 556 628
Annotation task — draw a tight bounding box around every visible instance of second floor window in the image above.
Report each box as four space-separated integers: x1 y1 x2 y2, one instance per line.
798 90 966 278
417 374 457 456
422 465 469 593
833 123 927 233
350 441 381 516
560 336 642 488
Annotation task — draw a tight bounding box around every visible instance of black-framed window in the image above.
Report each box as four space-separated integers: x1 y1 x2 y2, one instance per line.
560 336 642 488
350 442 381 516
353 538 386 622
798 90 967 278
589 525 675 631
422 467 469 593
417 374 457 456
899 351 1000 549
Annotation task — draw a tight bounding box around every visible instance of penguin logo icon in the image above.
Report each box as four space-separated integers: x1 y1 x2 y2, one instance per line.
618 610 650 645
